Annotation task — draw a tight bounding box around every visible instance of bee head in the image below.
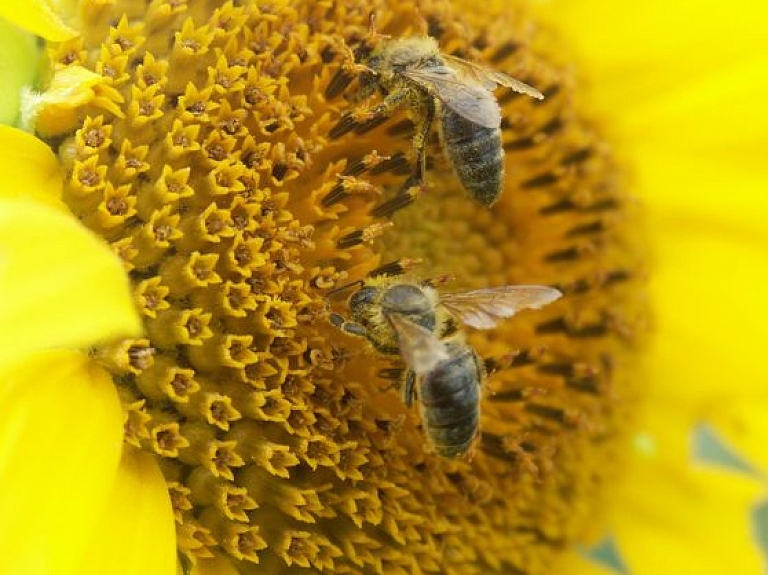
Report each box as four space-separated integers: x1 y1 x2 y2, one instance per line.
348 286 380 318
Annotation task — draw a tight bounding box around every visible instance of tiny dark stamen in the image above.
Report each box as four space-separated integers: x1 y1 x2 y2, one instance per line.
325 69 354 100
329 113 358 139
369 152 409 175
337 230 364 249
566 220 605 238
271 163 288 182
342 157 368 177
525 404 571 425
566 376 601 394
503 136 536 151
539 199 576 215
321 181 347 206
522 171 559 189
370 192 415 218
540 116 563 135
537 362 574 377
544 246 581 262
486 388 526 403
490 41 520 64
369 259 409 277
354 114 389 134
602 269 631 286
561 147 593 166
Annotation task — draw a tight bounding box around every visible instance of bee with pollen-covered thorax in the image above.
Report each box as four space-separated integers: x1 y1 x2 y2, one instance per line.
330 32 544 211
329 275 561 458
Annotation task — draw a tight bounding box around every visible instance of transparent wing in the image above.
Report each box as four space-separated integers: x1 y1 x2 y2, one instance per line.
389 314 450 375
403 64 501 128
441 54 545 100
440 285 562 330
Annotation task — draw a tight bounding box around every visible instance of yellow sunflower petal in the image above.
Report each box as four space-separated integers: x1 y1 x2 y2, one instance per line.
23 65 107 136
707 397 768 474
556 550 620 575
77 446 177 575
0 125 67 209
0 17 39 125
0 0 77 41
533 0 768 111
647 219 768 403
612 465 762 574
0 199 141 369
606 404 763 574
535 1 768 230
0 351 123 575
620 55 768 232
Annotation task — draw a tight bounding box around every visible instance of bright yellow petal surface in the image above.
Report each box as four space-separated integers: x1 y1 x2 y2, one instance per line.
0 351 123 575
0 126 67 210
616 54 768 234
647 217 768 404
77 447 177 575
533 0 768 113
535 0 768 230
708 397 768 474
0 199 141 369
23 65 108 136
0 0 76 41
607 404 764 574
0 18 39 125
556 550 619 575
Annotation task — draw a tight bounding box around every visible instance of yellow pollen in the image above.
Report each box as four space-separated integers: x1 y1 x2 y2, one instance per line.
46 0 648 573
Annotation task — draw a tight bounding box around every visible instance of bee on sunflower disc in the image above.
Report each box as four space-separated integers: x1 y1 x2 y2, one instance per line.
330 276 561 458
333 35 544 208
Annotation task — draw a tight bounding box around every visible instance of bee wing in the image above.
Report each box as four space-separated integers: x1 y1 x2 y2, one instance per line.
403 64 502 129
441 54 545 100
440 285 562 330
389 314 450 375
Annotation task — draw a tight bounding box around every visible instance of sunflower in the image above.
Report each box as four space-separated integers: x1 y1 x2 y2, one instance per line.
0 1 764 575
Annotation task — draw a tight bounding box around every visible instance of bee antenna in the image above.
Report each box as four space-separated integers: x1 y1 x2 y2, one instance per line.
326 278 365 297
367 12 390 41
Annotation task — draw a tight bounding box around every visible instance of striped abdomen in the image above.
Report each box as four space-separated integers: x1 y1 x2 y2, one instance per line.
418 342 483 458
440 108 504 207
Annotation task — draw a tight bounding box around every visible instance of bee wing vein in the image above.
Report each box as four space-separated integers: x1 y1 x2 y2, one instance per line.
440 286 562 329
403 65 501 128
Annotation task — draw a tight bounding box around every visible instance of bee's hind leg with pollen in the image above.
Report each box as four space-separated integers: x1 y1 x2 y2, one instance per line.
330 86 410 140
370 96 436 218
398 96 436 196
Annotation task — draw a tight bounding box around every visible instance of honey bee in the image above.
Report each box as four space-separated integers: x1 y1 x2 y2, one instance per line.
329 276 561 457
338 35 543 208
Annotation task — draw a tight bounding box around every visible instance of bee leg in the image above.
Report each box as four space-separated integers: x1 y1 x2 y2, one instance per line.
399 97 436 195
343 73 379 104
331 89 409 139
328 312 368 338
402 370 417 407
354 88 410 123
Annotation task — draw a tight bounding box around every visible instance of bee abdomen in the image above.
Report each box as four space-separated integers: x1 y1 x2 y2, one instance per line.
419 345 483 458
440 110 504 207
